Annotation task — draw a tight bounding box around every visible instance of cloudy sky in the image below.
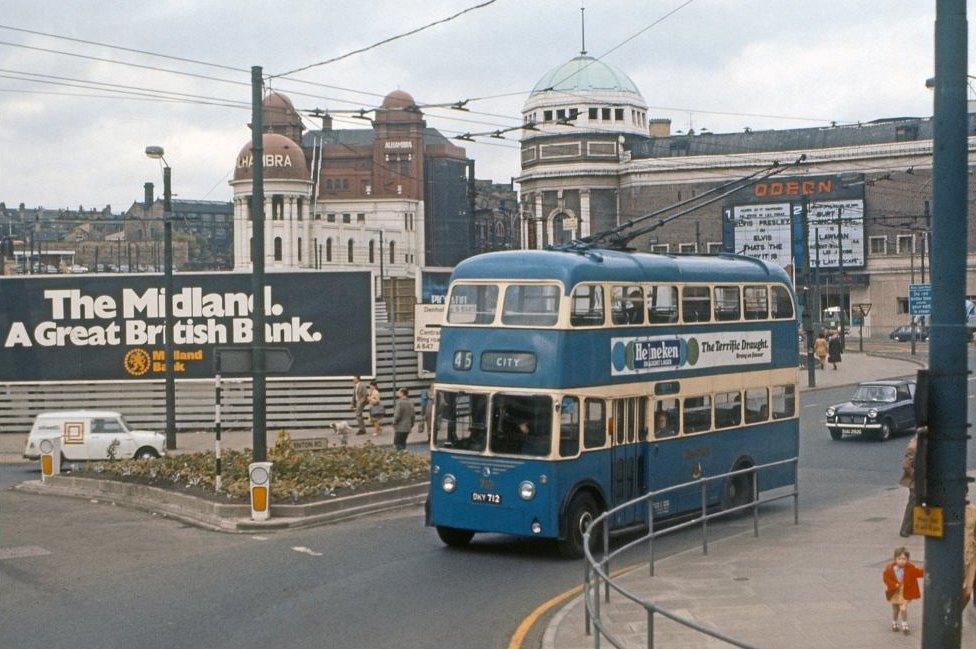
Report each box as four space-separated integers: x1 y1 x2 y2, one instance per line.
0 0 965 212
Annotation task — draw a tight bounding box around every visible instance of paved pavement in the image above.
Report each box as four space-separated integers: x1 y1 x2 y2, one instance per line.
545 484 976 649
0 350 921 463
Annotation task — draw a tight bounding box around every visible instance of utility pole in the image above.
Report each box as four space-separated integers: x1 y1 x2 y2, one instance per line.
800 197 816 388
910 214 917 357
250 66 267 463
922 1 968 647
814 223 821 330
162 166 175 450
836 205 846 349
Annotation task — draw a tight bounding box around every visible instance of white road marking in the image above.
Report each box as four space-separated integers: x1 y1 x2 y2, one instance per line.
803 404 822 409
0 546 51 560
251 535 269 541
291 546 322 557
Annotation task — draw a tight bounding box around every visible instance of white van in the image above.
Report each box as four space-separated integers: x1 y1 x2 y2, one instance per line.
23 411 166 461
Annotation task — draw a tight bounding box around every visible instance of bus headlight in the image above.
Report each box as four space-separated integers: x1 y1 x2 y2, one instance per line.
519 480 536 501
825 407 836 418
442 474 456 493
868 409 878 419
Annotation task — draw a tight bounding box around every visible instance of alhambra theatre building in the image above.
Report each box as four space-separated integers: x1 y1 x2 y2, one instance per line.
517 52 976 337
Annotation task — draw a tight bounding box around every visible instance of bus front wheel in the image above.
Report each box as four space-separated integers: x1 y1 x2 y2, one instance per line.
558 492 601 559
436 525 475 548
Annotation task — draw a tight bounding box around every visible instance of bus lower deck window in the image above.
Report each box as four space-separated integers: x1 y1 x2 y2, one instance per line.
714 391 742 428
771 385 796 419
745 388 769 423
560 396 580 457
583 399 606 448
682 396 712 434
653 399 679 438
433 392 488 451
489 394 553 456
682 286 711 323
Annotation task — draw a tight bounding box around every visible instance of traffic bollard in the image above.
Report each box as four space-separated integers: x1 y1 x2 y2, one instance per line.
249 462 273 521
39 437 61 480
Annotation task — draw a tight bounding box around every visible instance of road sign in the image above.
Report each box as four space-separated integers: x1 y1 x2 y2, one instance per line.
909 284 932 316
855 303 872 316
215 347 293 375
913 505 943 537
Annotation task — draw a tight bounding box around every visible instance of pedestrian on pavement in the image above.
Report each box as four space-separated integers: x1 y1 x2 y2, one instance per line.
814 332 828 369
419 389 431 439
827 330 842 370
899 431 919 537
392 388 416 451
882 546 924 634
367 381 383 437
962 496 976 608
352 375 370 435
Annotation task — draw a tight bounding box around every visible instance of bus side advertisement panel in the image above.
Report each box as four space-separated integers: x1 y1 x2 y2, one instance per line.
610 331 772 377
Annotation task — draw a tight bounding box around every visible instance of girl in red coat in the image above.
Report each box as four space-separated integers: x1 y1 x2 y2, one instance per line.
883 546 924 634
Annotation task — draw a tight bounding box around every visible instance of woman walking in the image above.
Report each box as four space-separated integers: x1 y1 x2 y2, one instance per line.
814 332 828 370
827 330 843 370
367 381 383 437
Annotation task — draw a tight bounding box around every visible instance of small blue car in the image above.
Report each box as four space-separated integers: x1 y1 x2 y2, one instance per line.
825 380 917 441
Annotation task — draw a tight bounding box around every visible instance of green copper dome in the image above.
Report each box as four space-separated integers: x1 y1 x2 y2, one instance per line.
530 55 641 96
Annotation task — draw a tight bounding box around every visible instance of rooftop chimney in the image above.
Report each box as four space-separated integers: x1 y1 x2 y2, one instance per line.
322 113 333 131
144 182 154 209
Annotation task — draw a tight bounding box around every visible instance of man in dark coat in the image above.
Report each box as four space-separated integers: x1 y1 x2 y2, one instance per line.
827 330 842 370
899 432 918 537
392 388 416 451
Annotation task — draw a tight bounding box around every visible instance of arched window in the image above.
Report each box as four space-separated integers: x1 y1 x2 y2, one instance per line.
368 239 375 264
273 236 283 261
326 238 332 262
347 238 354 263
296 197 303 221
552 212 573 245
389 240 395 264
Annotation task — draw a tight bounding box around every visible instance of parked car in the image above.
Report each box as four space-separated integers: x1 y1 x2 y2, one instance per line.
23 410 165 461
889 325 928 342
825 380 916 441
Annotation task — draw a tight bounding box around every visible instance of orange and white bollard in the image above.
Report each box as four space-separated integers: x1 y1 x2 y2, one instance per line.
39 437 61 481
248 462 272 521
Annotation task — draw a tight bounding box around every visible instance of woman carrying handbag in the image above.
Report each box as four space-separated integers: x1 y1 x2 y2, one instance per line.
367 381 384 437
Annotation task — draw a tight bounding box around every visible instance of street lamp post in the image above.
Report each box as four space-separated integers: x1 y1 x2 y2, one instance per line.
367 228 397 393
145 146 176 451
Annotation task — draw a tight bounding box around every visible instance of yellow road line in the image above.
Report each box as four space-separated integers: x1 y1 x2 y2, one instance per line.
507 562 642 649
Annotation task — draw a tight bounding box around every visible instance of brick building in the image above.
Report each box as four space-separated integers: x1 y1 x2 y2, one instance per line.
517 52 976 337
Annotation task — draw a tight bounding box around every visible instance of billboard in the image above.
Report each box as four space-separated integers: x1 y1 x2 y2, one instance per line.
0 271 374 382
724 174 866 271
418 269 453 376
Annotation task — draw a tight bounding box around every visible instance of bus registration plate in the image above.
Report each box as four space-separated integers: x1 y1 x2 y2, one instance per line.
471 492 501 505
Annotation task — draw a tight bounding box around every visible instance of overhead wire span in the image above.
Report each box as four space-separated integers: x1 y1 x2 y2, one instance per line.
271 0 498 78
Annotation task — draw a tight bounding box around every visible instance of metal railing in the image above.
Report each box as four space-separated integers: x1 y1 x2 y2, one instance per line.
582 457 799 649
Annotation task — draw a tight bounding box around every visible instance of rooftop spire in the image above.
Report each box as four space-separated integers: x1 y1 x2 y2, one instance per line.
580 2 587 56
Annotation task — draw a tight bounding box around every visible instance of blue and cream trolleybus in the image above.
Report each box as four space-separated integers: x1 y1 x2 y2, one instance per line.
425 248 799 557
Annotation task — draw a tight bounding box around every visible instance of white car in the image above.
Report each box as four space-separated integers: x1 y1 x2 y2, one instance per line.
23 410 166 461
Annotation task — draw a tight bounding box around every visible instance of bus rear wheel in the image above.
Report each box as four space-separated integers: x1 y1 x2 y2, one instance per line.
722 466 755 511
436 525 475 548
558 492 601 559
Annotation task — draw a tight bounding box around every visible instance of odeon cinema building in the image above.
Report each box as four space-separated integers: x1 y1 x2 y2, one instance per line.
517 52 976 337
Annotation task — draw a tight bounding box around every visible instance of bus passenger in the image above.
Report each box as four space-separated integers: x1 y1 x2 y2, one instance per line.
517 420 549 456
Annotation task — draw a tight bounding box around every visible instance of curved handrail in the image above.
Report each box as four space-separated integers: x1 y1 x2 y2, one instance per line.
580 457 799 648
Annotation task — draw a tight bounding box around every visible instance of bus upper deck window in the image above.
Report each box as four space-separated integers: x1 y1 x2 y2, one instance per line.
653 399 679 438
713 286 741 321
744 286 769 320
502 284 560 326
771 285 794 319
583 399 606 448
682 286 711 323
647 286 678 324
611 285 645 325
560 396 580 457
447 285 498 324
571 284 604 326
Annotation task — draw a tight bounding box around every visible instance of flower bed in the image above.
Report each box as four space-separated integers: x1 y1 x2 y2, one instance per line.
76 432 429 503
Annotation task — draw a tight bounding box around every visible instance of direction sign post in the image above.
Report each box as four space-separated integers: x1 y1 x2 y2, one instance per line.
855 303 872 352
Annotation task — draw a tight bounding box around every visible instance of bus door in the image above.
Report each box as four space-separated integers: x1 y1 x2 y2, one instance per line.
610 397 647 527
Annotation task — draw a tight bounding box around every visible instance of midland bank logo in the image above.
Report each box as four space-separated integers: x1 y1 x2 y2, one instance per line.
611 337 700 374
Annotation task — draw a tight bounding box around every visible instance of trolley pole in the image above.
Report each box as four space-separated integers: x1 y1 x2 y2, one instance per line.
800 197 816 388
922 1 969 647
250 66 267 463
